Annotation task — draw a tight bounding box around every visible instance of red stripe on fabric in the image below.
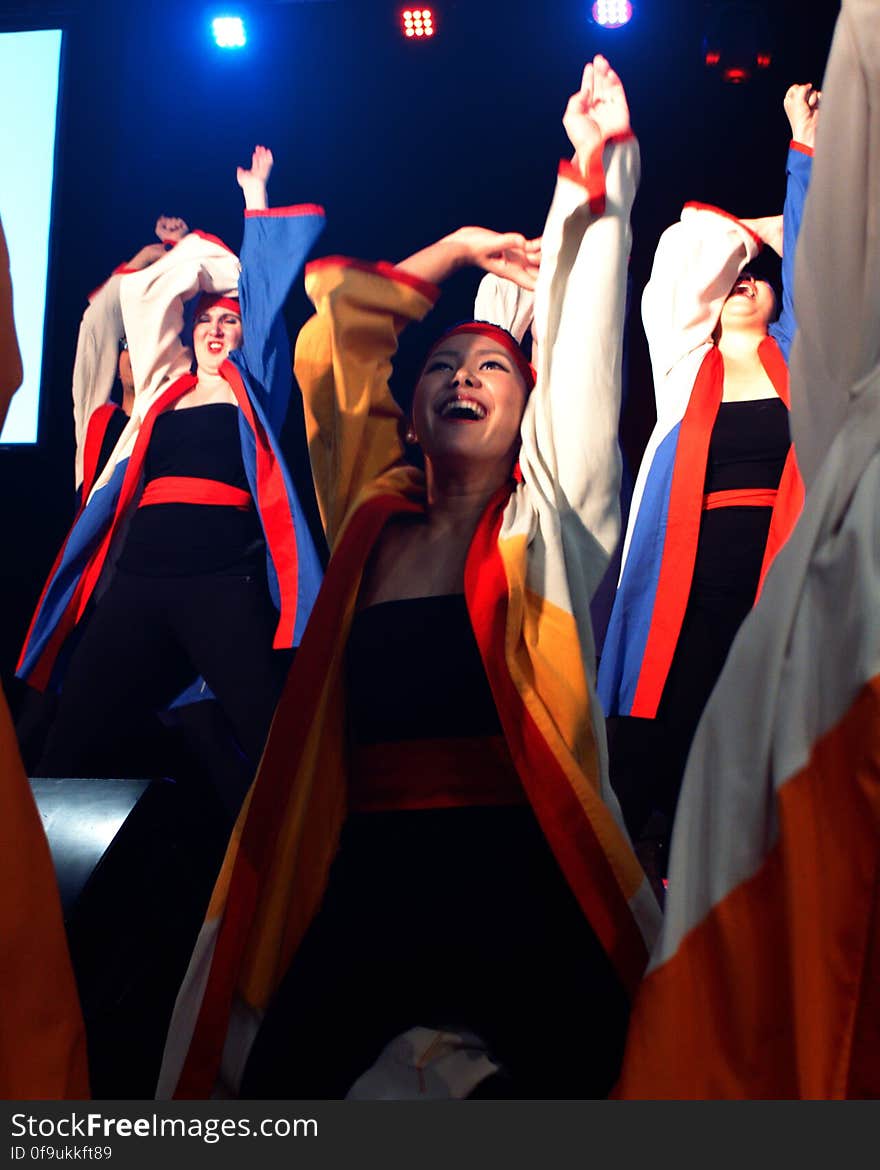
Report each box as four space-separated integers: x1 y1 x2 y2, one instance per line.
220 361 297 647
73 377 198 625
757 448 804 599
631 348 723 719
305 256 441 304
754 337 802 597
615 678 880 1099
464 488 649 996
139 477 253 510
81 404 122 501
244 204 325 219
703 488 778 511
759 336 791 408
682 202 764 251
348 735 526 812
174 492 421 1098
19 377 198 688
789 140 815 157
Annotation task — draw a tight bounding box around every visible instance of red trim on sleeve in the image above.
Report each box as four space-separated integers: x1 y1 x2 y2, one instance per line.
190 229 236 254
558 130 636 215
789 140 814 157
682 202 765 251
87 263 139 302
305 255 441 303
244 204 326 219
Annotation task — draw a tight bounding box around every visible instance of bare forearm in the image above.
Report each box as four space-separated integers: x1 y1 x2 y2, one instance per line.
395 231 468 285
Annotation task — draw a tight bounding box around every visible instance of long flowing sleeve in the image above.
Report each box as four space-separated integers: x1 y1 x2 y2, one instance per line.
520 135 639 595
119 231 241 408
642 203 761 418
294 259 439 549
789 0 880 488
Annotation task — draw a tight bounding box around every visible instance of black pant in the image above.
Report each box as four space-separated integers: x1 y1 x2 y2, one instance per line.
240 806 630 1100
36 570 291 798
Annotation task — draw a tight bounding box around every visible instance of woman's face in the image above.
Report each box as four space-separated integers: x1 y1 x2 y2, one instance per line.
193 304 243 375
411 333 529 468
720 271 777 330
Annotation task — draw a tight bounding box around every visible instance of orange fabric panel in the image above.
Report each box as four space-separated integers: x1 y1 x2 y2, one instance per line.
0 683 89 1098
616 676 880 1099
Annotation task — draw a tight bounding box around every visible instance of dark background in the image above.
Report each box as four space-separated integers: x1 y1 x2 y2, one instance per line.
1 0 841 711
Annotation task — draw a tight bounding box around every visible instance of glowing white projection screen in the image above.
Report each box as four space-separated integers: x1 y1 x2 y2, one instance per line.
0 29 62 444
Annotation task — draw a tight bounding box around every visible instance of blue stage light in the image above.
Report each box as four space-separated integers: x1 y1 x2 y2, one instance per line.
591 1 633 28
212 15 247 49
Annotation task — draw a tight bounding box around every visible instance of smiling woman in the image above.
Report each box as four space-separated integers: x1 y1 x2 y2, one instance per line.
17 146 326 811
159 55 661 1103
598 83 821 877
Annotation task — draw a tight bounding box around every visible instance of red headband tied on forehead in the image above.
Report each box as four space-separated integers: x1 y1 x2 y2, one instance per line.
425 321 536 391
193 292 241 320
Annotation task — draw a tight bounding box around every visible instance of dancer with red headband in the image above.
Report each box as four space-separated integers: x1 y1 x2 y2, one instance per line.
18 147 325 808
158 56 660 1102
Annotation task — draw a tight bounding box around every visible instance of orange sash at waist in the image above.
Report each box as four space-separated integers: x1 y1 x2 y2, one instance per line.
138 476 253 509
348 735 527 813
702 488 778 511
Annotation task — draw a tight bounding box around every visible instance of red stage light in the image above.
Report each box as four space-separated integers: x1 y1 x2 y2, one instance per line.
756 53 771 68
723 66 750 84
705 50 721 65
401 8 435 39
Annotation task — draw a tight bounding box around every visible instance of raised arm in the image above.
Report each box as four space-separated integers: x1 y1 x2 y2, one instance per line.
642 205 763 392
769 82 819 358
295 229 537 549
232 145 326 435
520 55 637 583
789 0 880 488
71 217 188 487
0 215 23 433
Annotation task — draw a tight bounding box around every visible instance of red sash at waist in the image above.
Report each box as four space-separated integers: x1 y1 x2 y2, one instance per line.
348 735 527 813
138 476 253 509
702 488 778 511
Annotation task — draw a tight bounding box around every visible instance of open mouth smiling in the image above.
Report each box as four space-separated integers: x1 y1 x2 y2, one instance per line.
731 280 757 300
436 394 488 422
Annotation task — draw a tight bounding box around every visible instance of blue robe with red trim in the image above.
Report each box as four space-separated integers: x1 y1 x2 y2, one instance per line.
17 208 326 692
598 146 812 721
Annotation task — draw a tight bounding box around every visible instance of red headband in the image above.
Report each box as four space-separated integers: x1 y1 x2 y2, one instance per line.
424 321 536 391
194 293 241 319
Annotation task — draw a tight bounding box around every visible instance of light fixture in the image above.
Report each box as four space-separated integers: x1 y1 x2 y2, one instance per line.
212 15 247 49
591 1 633 29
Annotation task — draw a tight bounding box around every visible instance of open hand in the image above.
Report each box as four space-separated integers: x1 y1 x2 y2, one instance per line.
783 83 820 150
563 55 631 173
452 227 542 291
